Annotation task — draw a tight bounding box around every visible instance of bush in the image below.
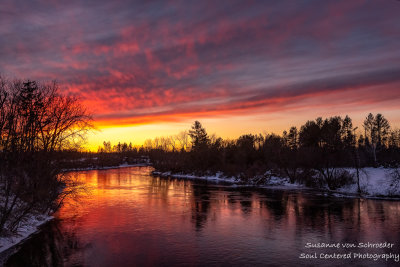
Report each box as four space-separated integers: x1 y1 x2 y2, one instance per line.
322 169 354 190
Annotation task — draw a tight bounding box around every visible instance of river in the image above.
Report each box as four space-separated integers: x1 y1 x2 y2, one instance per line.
4 166 400 266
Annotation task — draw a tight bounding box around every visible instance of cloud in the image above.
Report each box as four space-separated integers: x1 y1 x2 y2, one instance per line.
0 0 399 127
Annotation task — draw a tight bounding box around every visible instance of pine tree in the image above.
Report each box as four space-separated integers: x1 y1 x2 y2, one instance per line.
363 113 390 164
287 126 298 149
189 121 209 151
341 115 355 148
374 113 390 147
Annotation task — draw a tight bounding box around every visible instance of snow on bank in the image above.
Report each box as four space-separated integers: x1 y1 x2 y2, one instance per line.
0 163 147 261
0 214 52 254
153 171 306 190
154 171 236 184
154 167 400 199
336 167 400 198
62 162 150 172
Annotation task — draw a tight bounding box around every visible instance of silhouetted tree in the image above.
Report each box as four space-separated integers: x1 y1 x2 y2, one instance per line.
189 121 210 151
146 113 398 190
341 115 356 148
363 113 390 164
299 119 322 148
0 76 92 235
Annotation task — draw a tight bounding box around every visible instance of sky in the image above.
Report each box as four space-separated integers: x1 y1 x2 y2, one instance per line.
1 0 399 150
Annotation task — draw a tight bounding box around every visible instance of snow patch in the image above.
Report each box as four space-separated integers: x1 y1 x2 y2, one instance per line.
336 167 400 198
154 167 400 199
0 214 52 253
62 163 150 172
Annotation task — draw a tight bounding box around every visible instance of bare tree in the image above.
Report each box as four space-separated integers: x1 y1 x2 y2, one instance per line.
363 113 390 164
0 77 92 235
175 131 189 151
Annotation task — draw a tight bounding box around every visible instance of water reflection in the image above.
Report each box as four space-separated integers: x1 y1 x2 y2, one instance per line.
5 166 400 266
5 219 84 266
191 185 211 231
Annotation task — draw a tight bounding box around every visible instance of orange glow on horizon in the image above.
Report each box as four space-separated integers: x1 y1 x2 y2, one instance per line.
84 87 400 151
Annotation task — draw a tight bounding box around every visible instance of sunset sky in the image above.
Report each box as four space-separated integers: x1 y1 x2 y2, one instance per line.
1 0 399 150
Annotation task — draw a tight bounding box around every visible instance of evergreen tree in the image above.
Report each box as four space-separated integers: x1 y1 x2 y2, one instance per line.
363 113 390 164
341 115 355 148
189 121 210 151
287 126 298 149
363 113 375 146
374 113 390 147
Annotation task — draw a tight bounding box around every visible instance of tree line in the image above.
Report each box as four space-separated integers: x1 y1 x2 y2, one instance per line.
146 115 400 191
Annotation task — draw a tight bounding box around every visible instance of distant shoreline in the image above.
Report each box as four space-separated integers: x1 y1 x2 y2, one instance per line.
152 167 400 201
62 162 151 172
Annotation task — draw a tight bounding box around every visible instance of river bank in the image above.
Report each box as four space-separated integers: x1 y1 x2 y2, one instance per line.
3 166 400 266
153 167 400 200
62 162 150 172
1 165 398 264
0 163 151 258
0 214 53 257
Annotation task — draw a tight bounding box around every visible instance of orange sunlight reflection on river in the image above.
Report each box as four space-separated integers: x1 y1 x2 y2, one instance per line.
7 166 399 266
